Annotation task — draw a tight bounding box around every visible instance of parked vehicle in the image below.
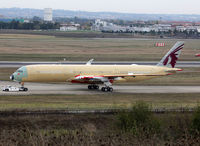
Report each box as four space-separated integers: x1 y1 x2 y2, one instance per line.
2 85 28 92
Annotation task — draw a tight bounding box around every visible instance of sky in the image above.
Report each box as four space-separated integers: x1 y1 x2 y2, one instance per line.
1 0 200 14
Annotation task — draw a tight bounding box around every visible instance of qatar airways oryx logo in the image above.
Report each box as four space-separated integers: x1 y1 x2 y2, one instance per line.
163 44 184 68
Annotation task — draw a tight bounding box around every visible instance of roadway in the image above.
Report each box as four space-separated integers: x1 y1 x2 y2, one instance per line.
0 61 200 68
1 81 200 95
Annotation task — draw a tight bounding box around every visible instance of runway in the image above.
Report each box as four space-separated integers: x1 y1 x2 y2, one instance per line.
0 61 200 68
1 81 200 95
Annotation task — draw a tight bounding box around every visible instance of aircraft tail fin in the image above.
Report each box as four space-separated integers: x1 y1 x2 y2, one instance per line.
86 59 94 65
157 41 184 68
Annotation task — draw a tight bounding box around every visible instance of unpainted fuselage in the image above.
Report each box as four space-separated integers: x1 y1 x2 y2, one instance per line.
12 64 177 84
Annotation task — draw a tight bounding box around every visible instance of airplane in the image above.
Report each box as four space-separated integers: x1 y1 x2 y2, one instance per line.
10 41 184 92
195 54 200 57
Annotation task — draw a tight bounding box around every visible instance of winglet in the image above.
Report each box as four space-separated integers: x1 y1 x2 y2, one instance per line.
86 59 94 65
157 41 184 68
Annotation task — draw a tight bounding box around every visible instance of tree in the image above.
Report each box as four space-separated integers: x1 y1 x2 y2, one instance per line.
32 16 42 22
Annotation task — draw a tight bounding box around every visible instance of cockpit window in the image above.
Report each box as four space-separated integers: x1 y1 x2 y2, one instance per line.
17 70 23 73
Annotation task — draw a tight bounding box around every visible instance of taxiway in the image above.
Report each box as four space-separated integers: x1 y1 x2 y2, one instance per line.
1 81 200 95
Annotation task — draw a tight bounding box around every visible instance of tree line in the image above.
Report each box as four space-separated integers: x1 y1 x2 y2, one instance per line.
0 20 60 30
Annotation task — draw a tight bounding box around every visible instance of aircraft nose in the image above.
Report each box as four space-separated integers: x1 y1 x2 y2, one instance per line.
10 74 14 81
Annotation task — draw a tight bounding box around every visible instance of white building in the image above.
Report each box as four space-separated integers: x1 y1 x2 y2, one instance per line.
44 8 53 22
197 27 200 33
60 26 78 31
60 23 80 31
95 19 108 27
24 19 30 23
134 27 151 33
186 26 197 32
92 19 112 31
176 26 186 32
152 24 172 32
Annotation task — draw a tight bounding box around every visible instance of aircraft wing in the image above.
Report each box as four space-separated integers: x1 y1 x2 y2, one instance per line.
71 73 167 84
103 74 167 78
74 74 166 80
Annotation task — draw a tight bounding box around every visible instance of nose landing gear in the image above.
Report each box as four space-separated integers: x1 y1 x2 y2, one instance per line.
19 82 28 92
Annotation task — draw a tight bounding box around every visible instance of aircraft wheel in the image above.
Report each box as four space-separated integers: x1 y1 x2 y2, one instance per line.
94 85 99 90
104 87 108 92
89 85 99 90
101 87 105 92
88 85 92 90
101 87 113 92
108 87 113 92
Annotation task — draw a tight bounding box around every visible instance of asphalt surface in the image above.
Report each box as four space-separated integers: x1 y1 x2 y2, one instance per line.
1 81 200 95
0 61 200 68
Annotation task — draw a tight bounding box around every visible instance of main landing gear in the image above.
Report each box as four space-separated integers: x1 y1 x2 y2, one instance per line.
87 85 113 92
101 81 113 92
88 85 99 90
101 87 113 92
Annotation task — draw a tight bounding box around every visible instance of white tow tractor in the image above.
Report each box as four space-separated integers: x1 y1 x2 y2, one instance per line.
2 85 28 92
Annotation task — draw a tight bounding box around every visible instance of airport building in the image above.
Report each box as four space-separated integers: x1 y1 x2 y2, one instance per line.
92 19 200 33
60 23 80 31
44 8 53 22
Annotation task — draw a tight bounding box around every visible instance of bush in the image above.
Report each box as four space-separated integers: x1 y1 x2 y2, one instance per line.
191 106 200 135
117 101 160 137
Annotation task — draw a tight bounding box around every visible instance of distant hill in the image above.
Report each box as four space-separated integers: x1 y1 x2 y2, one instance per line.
0 8 200 21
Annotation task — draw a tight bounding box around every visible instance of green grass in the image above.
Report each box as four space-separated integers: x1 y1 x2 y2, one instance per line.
0 68 17 81
0 34 200 61
0 54 164 61
0 93 200 111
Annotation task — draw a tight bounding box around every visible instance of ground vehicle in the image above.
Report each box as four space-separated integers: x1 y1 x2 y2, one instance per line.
2 85 28 92
19 87 28 91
